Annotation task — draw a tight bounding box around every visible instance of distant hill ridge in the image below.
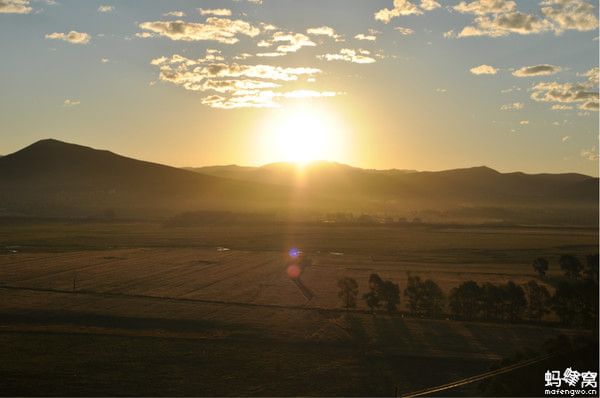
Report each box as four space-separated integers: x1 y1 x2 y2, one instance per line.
0 139 597 224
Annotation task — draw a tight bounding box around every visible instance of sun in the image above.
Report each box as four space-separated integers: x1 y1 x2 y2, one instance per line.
259 105 347 164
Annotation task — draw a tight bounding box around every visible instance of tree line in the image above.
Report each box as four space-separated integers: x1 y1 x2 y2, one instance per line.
337 253 598 329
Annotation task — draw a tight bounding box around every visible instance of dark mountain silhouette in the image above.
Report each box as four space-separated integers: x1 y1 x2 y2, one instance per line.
0 139 597 224
0 139 291 217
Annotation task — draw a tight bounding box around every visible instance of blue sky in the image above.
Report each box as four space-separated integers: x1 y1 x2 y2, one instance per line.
1 0 598 175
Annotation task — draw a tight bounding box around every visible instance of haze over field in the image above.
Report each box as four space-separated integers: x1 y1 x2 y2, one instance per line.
0 139 597 225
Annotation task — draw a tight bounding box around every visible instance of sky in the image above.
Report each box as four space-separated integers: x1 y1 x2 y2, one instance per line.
1 0 599 176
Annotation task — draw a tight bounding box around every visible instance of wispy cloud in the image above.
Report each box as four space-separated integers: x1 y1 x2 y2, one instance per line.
318 48 376 64
149 51 337 109
0 0 32 14
512 64 561 77
138 18 260 44
375 0 439 23
470 64 498 75
45 31 91 44
500 102 524 110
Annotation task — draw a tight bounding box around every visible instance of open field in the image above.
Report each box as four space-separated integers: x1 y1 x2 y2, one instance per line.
0 221 597 395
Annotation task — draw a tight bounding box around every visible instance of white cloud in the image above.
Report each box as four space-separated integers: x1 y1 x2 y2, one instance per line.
45 31 91 44
198 8 232 17
164 11 186 17
454 0 516 15
149 51 336 109
512 64 561 77
0 0 32 14
500 102 524 110
541 0 598 33
98 5 113 13
307 26 343 41
581 146 599 160
354 33 377 41
394 27 415 35
271 32 316 53
470 64 498 75
458 12 552 37
531 79 599 111
375 0 422 23
138 18 259 44
318 48 376 64
63 99 80 107
562 135 570 142
519 120 529 125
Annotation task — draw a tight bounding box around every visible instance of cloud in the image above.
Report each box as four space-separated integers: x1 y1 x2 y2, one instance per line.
271 32 316 53
458 12 552 37
45 31 91 44
354 33 377 41
138 18 260 44
375 0 440 23
149 51 335 109
540 0 598 33
0 0 32 13
512 64 561 77
420 0 441 11
198 8 232 17
394 27 415 35
456 0 598 37
581 146 599 160
63 99 80 107
164 11 185 17
375 0 422 23
519 120 529 125
562 135 570 142
470 64 498 75
97 5 113 13
500 102 524 110
531 77 599 111
318 48 376 64
453 0 516 15
552 104 573 110
578 67 599 86
101 58 110 63
307 26 343 41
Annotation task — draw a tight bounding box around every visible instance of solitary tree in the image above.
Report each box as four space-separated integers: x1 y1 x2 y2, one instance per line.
523 280 551 321
337 277 359 308
559 255 583 279
532 257 549 278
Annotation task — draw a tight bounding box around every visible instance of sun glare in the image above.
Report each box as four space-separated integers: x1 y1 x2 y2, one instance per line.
259 105 347 165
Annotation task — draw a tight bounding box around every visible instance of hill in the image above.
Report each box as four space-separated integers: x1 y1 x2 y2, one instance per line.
0 139 290 218
0 139 597 224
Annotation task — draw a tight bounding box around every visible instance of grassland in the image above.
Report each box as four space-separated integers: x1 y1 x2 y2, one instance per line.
0 220 597 396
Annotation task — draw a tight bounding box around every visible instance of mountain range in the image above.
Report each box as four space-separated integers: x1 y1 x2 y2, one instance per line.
0 139 597 225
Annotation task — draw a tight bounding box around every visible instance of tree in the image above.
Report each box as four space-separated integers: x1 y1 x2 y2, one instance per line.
363 274 383 312
502 281 527 322
559 255 582 279
552 281 586 326
532 257 549 278
404 275 445 317
523 280 551 321
584 254 599 282
337 277 359 308
362 274 400 313
381 280 400 312
449 281 483 320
